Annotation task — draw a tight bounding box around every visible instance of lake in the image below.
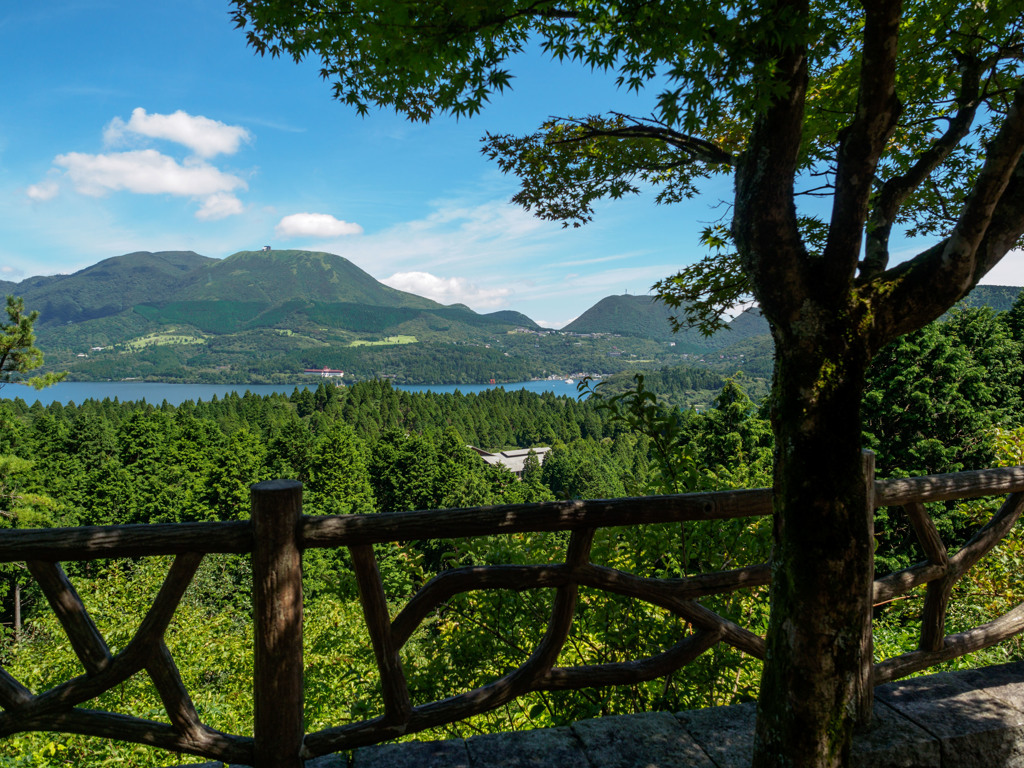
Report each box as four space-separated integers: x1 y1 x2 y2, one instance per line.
1 378 586 407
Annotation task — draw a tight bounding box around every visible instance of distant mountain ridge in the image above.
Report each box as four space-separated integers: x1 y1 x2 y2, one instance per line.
4 248 546 384
16 249 449 327
8 249 538 332
563 286 1022 347
954 284 1024 314
563 295 677 341
5 251 1018 386
562 293 770 350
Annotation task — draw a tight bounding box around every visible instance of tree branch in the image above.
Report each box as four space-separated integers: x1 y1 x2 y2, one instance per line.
861 55 984 278
552 120 733 166
823 0 902 283
870 76 1024 345
731 0 810 324
414 1 580 37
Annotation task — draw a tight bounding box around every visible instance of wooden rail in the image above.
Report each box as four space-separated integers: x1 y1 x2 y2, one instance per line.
1 463 1023 765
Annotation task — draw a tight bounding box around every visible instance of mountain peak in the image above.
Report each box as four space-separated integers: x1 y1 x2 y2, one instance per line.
177 249 440 308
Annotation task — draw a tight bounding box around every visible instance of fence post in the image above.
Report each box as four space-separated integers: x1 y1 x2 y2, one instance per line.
856 450 876 728
251 479 305 767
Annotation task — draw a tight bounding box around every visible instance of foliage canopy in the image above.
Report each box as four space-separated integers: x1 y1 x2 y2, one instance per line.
230 1 1024 764
233 0 1024 334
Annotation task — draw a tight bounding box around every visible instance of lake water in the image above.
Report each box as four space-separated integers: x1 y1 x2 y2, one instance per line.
1 378 586 407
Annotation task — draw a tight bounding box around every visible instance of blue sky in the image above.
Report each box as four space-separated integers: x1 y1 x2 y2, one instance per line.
2 1 1021 328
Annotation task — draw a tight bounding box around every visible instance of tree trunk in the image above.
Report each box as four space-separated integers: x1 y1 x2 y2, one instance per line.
752 332 875 767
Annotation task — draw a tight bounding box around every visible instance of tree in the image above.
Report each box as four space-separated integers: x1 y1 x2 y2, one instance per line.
863 306 1024 573
864 306 1024 480
307 420 376 516
0 296 65 390
230 3 1024 765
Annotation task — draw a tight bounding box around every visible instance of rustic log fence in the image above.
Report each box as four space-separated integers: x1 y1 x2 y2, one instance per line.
1 460 1023 766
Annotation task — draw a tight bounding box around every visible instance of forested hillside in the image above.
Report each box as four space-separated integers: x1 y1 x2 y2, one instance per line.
563 294 771 348
2 297 1024 765
11 250 548 385
9 246 1019 388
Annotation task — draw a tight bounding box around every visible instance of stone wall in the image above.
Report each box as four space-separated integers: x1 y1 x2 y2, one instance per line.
184 661 1024 767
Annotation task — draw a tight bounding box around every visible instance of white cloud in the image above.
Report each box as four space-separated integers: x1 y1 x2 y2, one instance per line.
197 193 245 221
979 250 1024 287
105 108 251 158
299 196 678 321
537 317 574 329
521 264 676 303
318 198 560 279
36 109 252 220
552 254 628 268
50 149 247 220
275 212 363 238
383 271 511 308
55 149 246 198
26 180 59 201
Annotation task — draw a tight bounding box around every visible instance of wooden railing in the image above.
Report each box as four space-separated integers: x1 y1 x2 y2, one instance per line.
1 461 1023 767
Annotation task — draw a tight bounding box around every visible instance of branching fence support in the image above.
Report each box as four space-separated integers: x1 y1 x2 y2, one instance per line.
856 450 876 728
251 479 305 768
1 464 1022 764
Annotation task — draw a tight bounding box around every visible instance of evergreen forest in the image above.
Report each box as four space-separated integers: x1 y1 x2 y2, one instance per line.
2 299 1024 765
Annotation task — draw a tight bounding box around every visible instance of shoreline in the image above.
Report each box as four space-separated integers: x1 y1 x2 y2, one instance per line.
2 378 587 407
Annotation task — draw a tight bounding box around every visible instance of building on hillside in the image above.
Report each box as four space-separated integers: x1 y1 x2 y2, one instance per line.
468 446 550 478
304 367 345 378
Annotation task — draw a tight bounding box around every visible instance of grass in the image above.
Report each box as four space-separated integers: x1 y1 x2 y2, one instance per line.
349 335 418 347
120 332 207 351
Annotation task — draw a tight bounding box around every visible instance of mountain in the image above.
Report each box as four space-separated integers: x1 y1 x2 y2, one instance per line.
481 309 538 327
7 249 559 385
726 307 771 337
18 251 216 326
563 295 678 341
174 250 440 308
951 284 1023 314
567 285 1021 344
10 251 1019 387
13 249 537 333
561 285 1021 381
563 294 770 350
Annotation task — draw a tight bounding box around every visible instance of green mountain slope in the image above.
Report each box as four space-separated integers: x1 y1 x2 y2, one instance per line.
563 294 771 349
7 248 555 384
15 248 1017 386
562 285 1021 383
725 307 770 337
176 250 441 308
22 251 215 326
563 295 678 340
480 309 538 327
951 285 1022 314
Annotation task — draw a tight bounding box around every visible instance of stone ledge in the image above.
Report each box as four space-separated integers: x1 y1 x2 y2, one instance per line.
179 661 1024 767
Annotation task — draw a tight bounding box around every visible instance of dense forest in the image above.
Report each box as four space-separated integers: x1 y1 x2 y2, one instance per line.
2 299 1024 765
